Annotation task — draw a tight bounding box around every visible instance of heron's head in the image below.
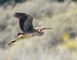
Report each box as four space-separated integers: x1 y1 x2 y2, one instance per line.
35 28 44 36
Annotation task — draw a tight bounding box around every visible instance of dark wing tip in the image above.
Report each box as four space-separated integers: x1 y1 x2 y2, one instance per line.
14 12 34 33
14 13 26 19
14 12 33 19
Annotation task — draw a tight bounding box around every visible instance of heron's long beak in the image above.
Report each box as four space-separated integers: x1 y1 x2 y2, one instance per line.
43 28 53 30
41 28 53 30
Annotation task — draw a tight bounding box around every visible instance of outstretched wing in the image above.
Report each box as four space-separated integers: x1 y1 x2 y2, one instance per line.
14 13 34 33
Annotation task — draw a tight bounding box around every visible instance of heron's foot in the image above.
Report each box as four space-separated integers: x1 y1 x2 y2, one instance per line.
8 40 16 45
8 34 34 45
8 37 21 45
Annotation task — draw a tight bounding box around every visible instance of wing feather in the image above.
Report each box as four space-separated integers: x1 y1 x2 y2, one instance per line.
14 13 34 34
19 13 34 33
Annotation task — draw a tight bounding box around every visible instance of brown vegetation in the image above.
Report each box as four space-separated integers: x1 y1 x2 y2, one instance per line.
0 0 77 60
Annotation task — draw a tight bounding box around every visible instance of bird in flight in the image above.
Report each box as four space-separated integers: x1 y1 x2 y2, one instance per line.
8 13 52 45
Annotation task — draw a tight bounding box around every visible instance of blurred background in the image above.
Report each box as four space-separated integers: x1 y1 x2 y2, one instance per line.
0 0 77 60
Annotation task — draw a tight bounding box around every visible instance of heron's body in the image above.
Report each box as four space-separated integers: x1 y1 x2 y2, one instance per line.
8 13 52 45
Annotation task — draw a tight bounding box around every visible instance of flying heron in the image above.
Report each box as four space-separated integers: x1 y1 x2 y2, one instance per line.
8 13 52 45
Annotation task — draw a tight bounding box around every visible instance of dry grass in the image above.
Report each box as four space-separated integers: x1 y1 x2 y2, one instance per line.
0 0 77 60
